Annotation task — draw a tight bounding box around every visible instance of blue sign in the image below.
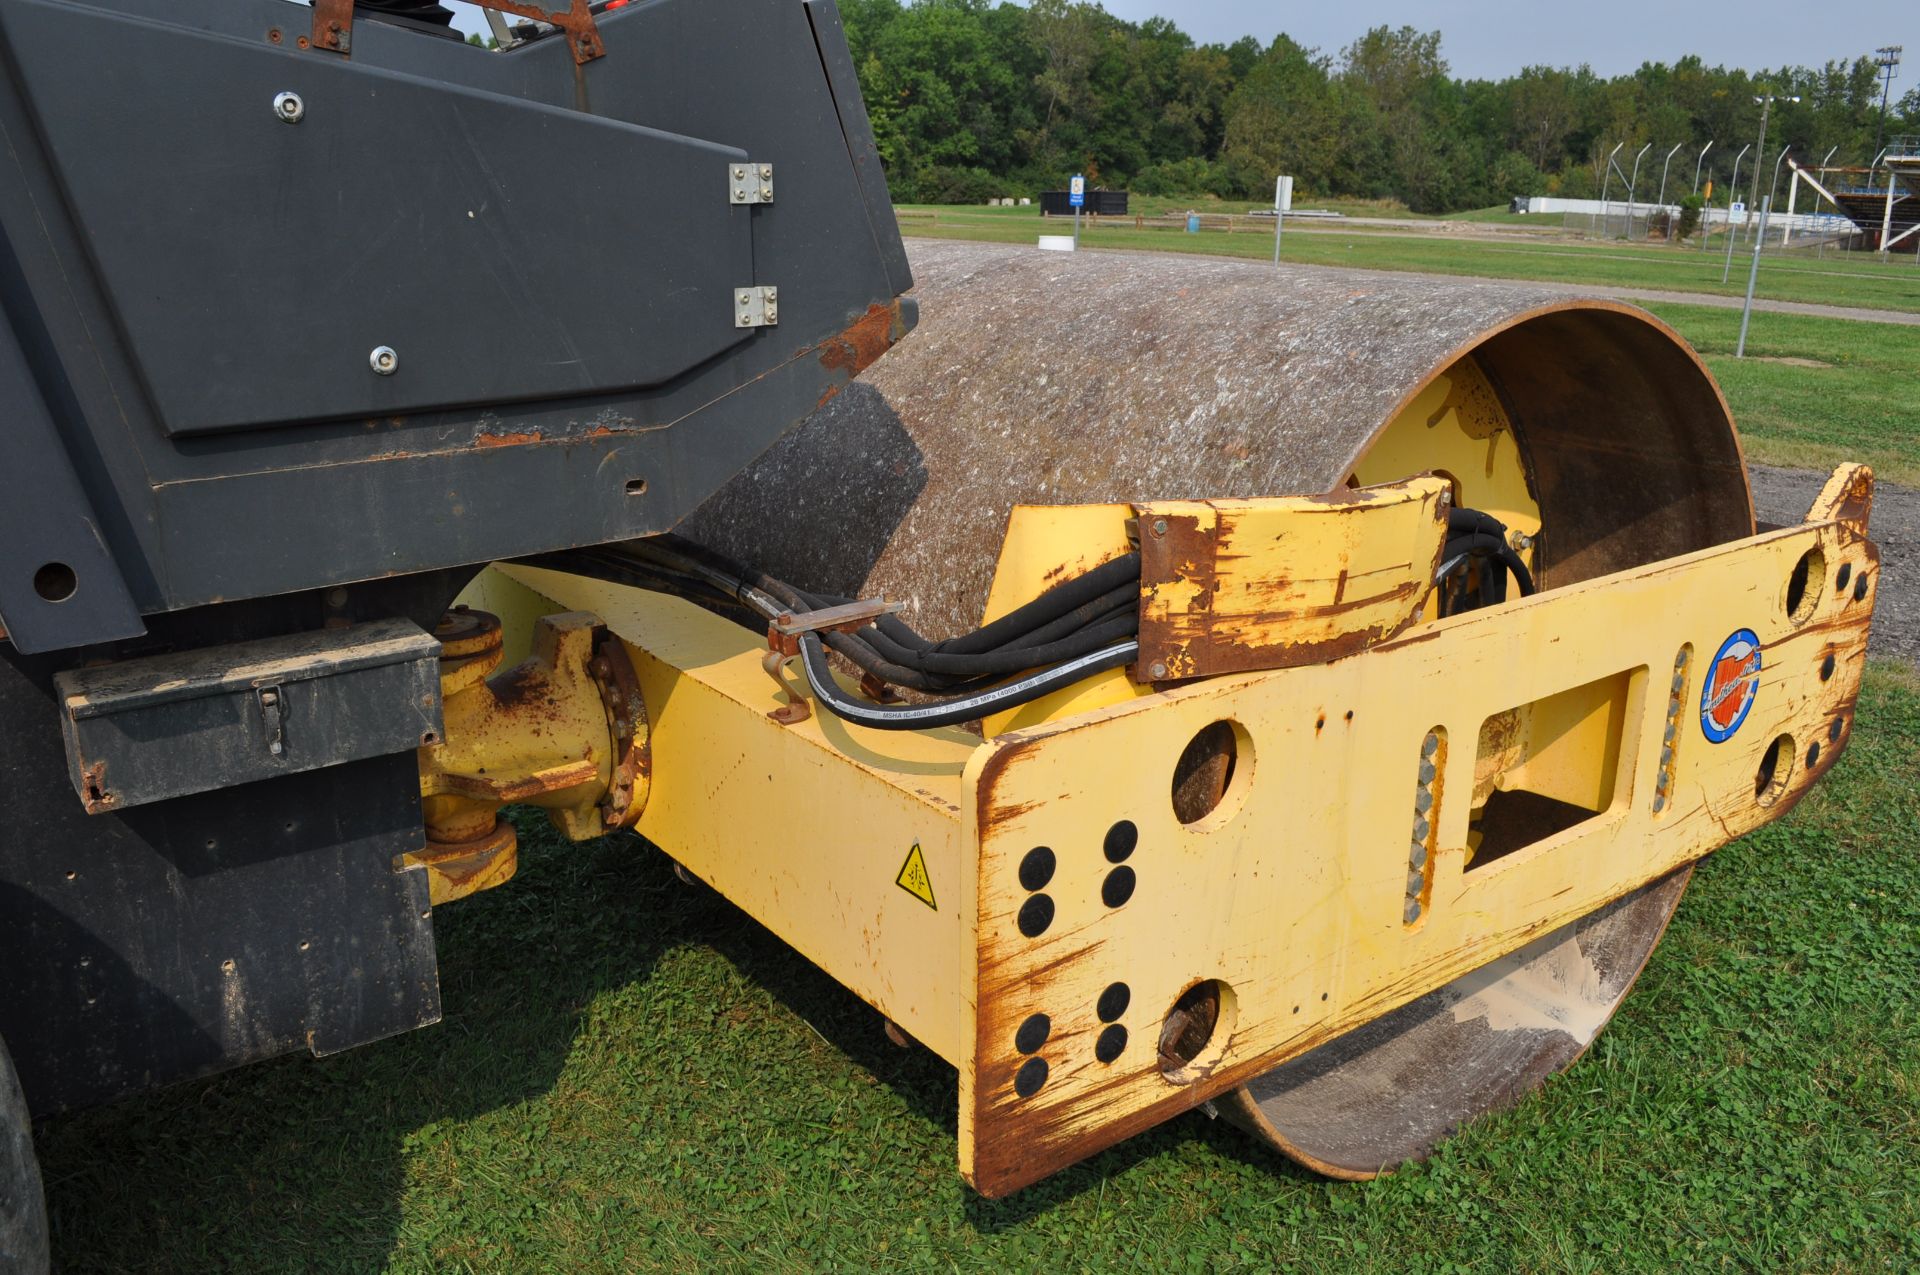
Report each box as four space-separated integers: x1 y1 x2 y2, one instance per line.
1069 175 1086 209
1700 628 1762 744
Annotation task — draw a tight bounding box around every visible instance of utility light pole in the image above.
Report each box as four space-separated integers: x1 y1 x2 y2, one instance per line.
1693 141 1714 250
1874 47 1903 159
1625 142 1652 237
1722 142 1751 279
1654 141 1684 239
1596 141 1623 238
1765 145 1792 249
1749 90 1799 224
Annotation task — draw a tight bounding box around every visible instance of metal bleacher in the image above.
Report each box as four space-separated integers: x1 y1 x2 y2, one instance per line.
1827 136 1919 251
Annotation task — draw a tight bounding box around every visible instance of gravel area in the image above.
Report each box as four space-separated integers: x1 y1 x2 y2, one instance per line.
1748 462 1917 666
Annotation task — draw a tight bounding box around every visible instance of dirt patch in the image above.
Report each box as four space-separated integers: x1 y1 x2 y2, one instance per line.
1753 356 1834 369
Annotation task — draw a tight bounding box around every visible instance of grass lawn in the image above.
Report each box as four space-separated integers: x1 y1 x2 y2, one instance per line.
896 213 1920 487
1638 304 1920 487
897 205 1920 314
33 658 1920 1272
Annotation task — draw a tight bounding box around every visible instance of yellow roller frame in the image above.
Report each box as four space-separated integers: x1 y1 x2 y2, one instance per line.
469 464 1875 1198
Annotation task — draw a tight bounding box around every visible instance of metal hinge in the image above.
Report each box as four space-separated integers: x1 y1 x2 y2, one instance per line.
735 286 780 328
256 683 287 758
729 162 774 205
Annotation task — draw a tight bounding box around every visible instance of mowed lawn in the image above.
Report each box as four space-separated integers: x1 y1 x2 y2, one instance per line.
900 214 1920 489
32 662 1920 1272
1638 304 1920 487
898 204 1920 314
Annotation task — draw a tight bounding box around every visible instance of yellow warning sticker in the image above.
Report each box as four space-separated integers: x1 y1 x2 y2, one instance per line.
895 843 937 910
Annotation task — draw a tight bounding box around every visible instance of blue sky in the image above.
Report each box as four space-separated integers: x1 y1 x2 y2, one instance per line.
447 1 1912 83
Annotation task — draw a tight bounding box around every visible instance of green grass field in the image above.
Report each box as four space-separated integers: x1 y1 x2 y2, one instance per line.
898 205 1920 314
898 210 1920 486
1637 304 1920 486
26 218 1918 1273
33 661 1920 1272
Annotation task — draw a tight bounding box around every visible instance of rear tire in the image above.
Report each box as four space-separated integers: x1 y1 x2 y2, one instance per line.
0 1033 49 1275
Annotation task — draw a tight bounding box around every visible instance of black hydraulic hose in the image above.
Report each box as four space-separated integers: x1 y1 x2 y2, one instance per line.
857 581 1140 675
872 552 1141 655
551 534 1147 718
1434 531 1536 618
797 633 1140 730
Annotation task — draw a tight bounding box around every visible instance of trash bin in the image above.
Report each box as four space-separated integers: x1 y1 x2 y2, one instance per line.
1186 213 1200 234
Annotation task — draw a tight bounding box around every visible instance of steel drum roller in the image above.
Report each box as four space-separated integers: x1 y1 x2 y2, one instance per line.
684 240 1756 1177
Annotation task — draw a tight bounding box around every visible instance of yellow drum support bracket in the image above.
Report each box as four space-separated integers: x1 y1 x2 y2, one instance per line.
480 463 1875 1197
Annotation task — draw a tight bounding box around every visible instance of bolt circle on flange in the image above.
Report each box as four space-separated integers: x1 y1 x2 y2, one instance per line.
590 633 652 831
432 607 505 695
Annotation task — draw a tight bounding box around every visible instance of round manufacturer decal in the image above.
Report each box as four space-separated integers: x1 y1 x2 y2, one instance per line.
1700 629 1761 744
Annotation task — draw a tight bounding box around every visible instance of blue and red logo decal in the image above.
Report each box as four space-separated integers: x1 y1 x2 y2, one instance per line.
1700 629 1761 744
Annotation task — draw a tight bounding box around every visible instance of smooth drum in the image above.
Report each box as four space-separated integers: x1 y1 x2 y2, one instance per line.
682 239 1755 1176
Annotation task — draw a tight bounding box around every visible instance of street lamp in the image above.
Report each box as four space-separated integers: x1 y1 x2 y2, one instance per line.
1625 141 1652 237
1765 145 1793 247
1596 141 1623 237
1693 141 1715 251
1653 141 1684 239
1721 142 1751 279
1737 147 1793 358
1874 47 1903 158
1748 90 1800 236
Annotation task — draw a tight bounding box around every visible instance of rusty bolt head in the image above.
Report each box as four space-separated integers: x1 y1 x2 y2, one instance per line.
1151 518 1168 537
369 345 398 375
1149 661 1168 680
273 91 305 123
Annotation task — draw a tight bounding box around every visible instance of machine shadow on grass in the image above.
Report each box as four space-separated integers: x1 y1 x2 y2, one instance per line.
31 812 682 1272
35 799 1321 1268
652 840 1326 1235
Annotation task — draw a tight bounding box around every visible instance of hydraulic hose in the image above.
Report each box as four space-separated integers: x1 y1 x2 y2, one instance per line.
797 633 1140 730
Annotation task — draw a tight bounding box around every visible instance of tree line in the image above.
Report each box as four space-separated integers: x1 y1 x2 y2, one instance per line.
841 0 1920 211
